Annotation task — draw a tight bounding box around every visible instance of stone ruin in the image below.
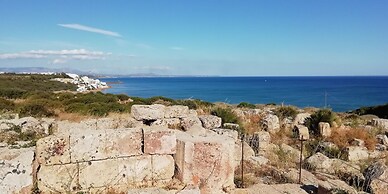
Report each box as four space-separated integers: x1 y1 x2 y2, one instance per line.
2 104 237 194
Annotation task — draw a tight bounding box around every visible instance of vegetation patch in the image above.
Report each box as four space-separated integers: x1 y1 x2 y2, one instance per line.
305 109 337 136
274 106 298 120
237 102 256 109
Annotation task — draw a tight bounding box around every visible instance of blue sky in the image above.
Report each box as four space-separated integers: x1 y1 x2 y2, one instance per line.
0 0 387 76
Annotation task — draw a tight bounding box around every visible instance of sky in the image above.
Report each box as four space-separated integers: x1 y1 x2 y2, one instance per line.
0 0 387 76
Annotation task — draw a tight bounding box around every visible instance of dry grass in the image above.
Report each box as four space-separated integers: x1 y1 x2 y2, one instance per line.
55 111 94 122
329 127 377 150
242 114 262 134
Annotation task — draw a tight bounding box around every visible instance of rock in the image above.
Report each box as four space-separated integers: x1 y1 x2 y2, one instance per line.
350 138 365 147
375 144 387 151
371 118 388 132
211 128 239 141
376 134 388 146
151 155 175 182
151 118 181 129
293 113 311 126
318 142 339 152
318 122 331 137
331 159 364 181
180 115 202 131
143 127 176 155
176 186 201 194
165 105 190 119
223 123 240 131
261 114 280 134
36 134 71 165
235 141 255 168
174 133 235 193
69 128 143 163
249 156 269 166
293 125 310 140
280 143 303 163
305 153 333 172
198 115 222 129
283 168 320 190
127 188 175 194
345 146 369 162
363 162 388 194
0 147 34 194
246 131 271 156
234 183 308 194
131 104 166 121
185 126 208 136
317 179 357 194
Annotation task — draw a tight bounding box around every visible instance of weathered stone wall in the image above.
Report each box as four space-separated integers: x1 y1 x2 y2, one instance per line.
31 104 234 194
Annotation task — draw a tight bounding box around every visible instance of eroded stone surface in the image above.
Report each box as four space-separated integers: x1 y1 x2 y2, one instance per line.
143 127 176 155
319 122 331 138
165 105 190 119
36 134 71 165
198 115 222 129
132 104 166 121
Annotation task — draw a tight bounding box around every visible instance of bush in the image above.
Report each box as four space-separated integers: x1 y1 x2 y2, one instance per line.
237 102 256 109
18 102 55 117
305 109 337 135
0 97 15 112
176 99 214 110
211 107 240 124
0 88 26 99
274 106 298 120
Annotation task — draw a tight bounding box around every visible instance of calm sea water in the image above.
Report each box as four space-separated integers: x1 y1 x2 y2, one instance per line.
101 76 388 112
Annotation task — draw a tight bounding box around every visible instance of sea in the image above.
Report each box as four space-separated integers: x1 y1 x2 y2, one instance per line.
101 76 388 112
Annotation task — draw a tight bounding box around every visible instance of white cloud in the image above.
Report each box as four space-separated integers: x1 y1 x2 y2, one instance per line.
170 46 184 50
52 59 67 64
0 53 45 59
58 24 121 37
0 49 108 60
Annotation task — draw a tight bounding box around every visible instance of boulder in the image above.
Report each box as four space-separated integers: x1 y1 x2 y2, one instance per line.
143 127 176 155
363 162 388 194
198 115 222 129
0 147 34 194
345 146 369 162
249 156 269 166
376 134 388 146
280 143 302 163
293 113 311 126
131 104 166 121
261 114 280 134
165 105 190 118
180 115 202 131
371 118 388 131
317 179 357 194
174 133 235 193
211 128 239 141
350 138 365 147
318 122 331 138
247 131 271 155
233 183 308 194
293 125 310 140
305 153 333 172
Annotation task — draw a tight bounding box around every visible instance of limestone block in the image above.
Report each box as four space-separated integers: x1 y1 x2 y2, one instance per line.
180 116 202 131
198 115 222 129
293 125 309 140
261 114 280 134
305 153 333 172
151 118 181 129
345 146 369 162
175 133 235 193
317 179 357 194
120 156 153 185
318 122 331 137
70 128 142 162
36 134 70 165
0 148 34 194
212 128 239 141
131 104 166 121
37 163 79 193
152 155 175 181
143 127 176 155
293 113 311 126
165 105 190 118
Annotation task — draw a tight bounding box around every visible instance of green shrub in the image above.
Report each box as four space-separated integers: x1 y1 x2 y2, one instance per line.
0 97 15 112
176 99 214 110
211 107 240 124
0 88 26 99
274 106 298 120
116 94 130 101
305 109 337 135
237 102 256 109
18 102 55 117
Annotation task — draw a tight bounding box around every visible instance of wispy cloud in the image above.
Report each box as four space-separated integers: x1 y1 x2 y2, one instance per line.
58 24 121 37
0 49 109 60
52 59 67 64
170 46 184 50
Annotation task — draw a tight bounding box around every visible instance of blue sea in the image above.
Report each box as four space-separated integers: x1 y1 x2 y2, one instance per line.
101 76 388 112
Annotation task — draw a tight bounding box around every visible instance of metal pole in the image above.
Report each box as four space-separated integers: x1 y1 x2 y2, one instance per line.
299 135 303 184
241 134 244 188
